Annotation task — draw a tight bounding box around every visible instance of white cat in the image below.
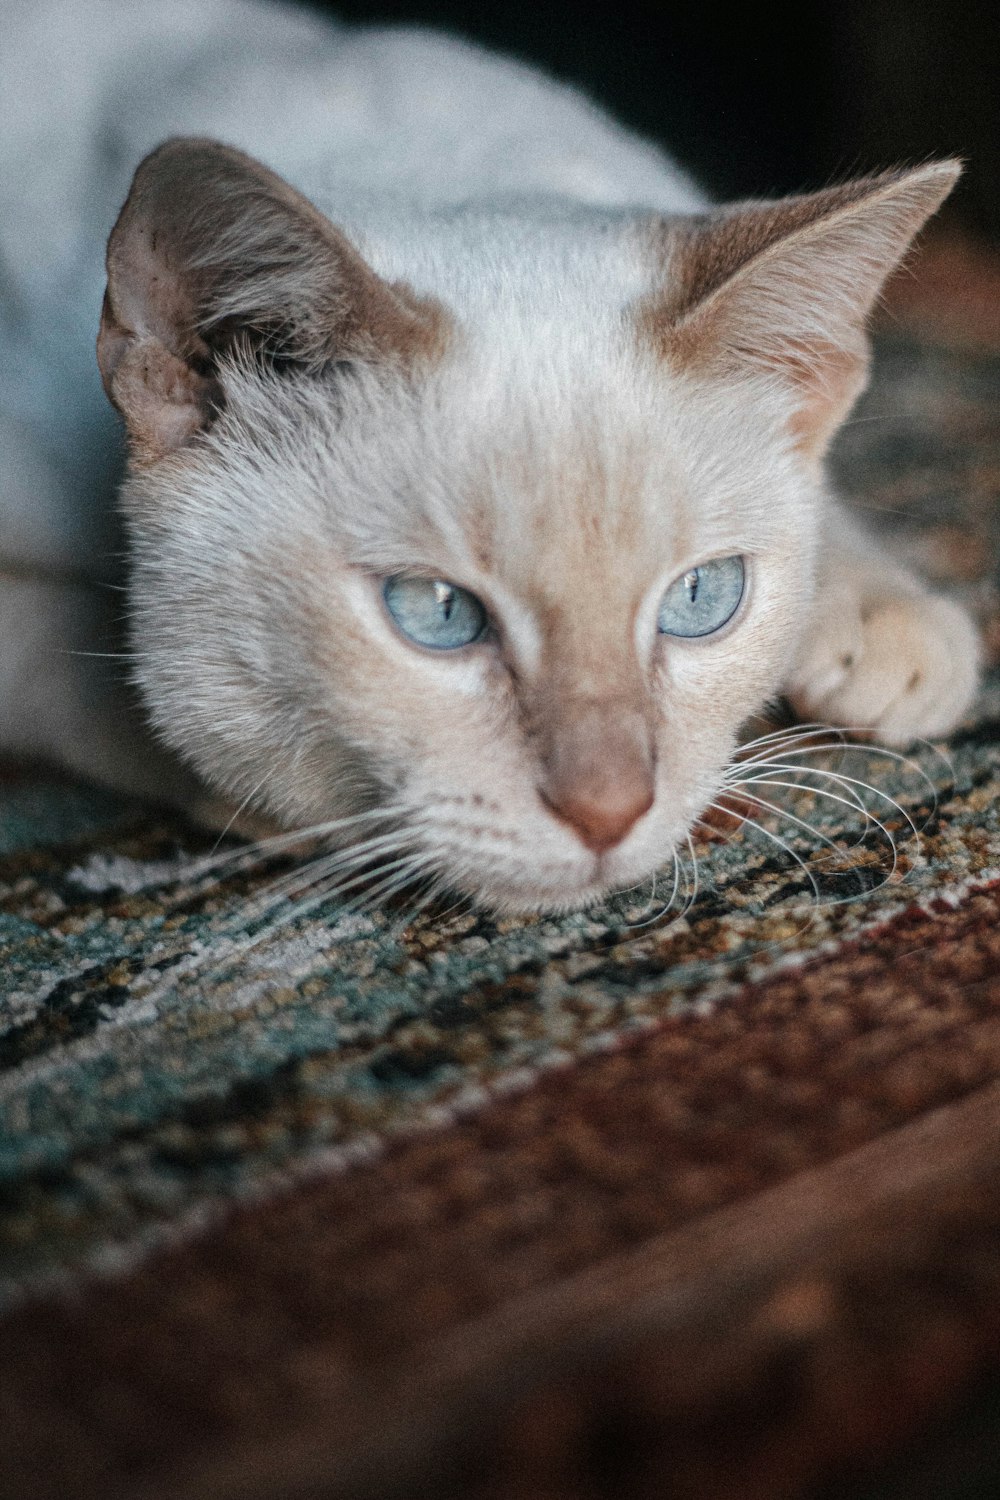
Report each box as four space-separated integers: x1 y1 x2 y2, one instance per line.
0 0 981 912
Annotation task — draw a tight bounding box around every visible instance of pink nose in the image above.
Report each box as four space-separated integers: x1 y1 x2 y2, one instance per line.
541 781 654 854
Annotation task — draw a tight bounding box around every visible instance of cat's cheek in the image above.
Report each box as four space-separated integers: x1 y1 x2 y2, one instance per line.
656 633 780 734
644 607 804 842
335 662 522 807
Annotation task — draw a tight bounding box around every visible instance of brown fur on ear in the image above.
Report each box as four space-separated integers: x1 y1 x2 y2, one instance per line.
638 162 960 462
97 138 449 465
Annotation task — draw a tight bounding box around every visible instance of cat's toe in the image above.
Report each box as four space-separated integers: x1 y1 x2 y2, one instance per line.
787 593 980 746
785 582 865 709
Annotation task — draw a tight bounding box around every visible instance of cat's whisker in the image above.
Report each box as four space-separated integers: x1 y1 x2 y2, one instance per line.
737 755 935 841
732 784 908 907
736 722 818 752
732 784 871 871
681 831 701 919
180 805 403 881
63 648 153 661
728 729 947 834
275 821 432 904
403 877 465 931
617 870 659 926
121 814 421 999
733 766 875 859
621 848 683 931
735 763 879 822
728 730 943 816
734 760 920 842
366 863 443 924
332 852 444 930
737 721 925 765
610 866 657 904
320 863 418 919
729 736 924 781
733 732 866 773
195 851 432 982
729 725 881 802
204 838 420 960
299 854 425 924
730 776 901 879
207 769 280 855
693 814 742 850
256 826 412 905
735 720 844 755
702 798 824 911
749 762 872 821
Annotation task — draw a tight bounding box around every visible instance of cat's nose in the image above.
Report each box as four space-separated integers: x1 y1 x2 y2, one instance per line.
541 779 655 853
537 696 656 854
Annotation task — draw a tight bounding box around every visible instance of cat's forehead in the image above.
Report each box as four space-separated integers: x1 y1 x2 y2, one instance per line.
467 411 687 596
215 323 801 622
415 338 795 592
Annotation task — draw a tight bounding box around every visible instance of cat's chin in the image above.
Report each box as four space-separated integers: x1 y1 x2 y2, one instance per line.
452 856 665 919
407 806 705 917
482 886 614 918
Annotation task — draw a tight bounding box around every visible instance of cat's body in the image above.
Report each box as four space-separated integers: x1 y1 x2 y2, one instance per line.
0 0 981 911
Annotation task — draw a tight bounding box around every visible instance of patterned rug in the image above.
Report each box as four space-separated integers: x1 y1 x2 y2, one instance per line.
2 261 1000 1497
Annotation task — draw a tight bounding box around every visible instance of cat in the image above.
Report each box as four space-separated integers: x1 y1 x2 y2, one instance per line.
0 0 981 914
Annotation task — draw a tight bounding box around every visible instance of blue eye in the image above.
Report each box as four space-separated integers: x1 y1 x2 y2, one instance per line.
383 575 487 650
657 555 746 638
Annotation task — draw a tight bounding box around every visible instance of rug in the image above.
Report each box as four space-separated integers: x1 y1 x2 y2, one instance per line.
2 251 1000 1498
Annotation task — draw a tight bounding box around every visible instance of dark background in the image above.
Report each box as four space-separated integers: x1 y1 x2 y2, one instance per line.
314 0 999 237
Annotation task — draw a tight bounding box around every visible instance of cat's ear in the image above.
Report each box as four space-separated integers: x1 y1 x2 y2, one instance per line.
97 138 447 465
641 162 960 461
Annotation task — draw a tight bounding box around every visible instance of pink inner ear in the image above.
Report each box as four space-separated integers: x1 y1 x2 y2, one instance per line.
97 137 453 469
107 337 217 466
770 338 870 464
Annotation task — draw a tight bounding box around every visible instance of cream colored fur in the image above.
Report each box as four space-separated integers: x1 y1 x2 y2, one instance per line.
0 0 981 913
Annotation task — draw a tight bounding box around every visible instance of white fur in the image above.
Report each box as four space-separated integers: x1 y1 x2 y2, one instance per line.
0 0 980 913
120 340 814 909
0 0 702 804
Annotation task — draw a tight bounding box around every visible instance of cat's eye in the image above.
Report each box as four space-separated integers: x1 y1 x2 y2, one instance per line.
383 575 488 650
657 555 746 638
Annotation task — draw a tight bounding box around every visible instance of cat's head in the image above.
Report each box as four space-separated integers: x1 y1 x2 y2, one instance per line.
98 141 956 912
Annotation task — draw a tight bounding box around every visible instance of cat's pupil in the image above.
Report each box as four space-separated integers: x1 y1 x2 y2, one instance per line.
434 581 455 620
684 569 700 603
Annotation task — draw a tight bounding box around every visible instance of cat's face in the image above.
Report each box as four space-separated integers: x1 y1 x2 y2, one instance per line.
123 339 815 911
99 142 957 913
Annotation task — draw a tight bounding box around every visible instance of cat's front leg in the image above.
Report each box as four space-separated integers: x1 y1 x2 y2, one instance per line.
784 502 981 746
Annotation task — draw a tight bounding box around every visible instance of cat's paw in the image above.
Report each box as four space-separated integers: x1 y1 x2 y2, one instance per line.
785 585 980 746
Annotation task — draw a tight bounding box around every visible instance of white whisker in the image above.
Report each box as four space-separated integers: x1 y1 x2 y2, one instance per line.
681 831 700 919
200 851 431 981
735 720 842 755
257 827 410 906
621 849 684 931
732 776 900 878
748 762 872 820
208 769 279 855
735 761 920 840
703 798 823 909
735 786 907 908
182 804 403 881
735 784 866 866
729 730 942 814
